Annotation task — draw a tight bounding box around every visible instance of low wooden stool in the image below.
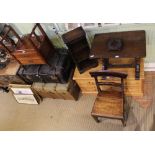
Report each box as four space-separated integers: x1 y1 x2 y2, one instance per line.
90 71 130 126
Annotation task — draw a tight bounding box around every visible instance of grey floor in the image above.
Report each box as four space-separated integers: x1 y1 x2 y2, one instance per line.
0 91 153 131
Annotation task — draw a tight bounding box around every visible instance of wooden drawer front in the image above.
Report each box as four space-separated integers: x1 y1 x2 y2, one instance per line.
13 49 39 57
18 58 46 65
13 49 46 65
125 80 144 96
125 91 143 97
125 80 143 88
76 79 97 92
14 53 44 60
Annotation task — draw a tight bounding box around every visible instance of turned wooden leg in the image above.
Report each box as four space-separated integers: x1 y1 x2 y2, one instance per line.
103 58 109 70
92 115 100 123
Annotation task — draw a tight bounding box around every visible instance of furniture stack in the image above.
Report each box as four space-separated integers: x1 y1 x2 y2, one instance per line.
0 24 147 126
72 30 146 97
0 24 81 103
63 28 146 126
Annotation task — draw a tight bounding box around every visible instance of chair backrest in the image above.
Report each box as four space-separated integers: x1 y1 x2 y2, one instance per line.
90 70 128 93
29 23 46 49
29 23 56 58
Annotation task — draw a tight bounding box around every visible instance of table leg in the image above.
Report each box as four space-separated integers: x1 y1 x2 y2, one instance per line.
135 58 140 80
103 58 109 70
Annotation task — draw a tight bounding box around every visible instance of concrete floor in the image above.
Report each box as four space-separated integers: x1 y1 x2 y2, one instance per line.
0 91 153 131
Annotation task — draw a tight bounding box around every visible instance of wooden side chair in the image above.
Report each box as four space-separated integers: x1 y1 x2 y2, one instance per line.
89 70 130 126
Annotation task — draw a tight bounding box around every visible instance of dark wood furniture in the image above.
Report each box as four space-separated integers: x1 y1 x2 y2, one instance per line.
89 70 130 126
0 24 56 65
90 31 146 80
62 26 98 74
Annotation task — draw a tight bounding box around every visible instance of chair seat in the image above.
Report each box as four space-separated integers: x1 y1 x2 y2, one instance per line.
91 91 123 119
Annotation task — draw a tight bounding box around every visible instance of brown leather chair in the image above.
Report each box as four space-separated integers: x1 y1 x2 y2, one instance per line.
90 70 130 126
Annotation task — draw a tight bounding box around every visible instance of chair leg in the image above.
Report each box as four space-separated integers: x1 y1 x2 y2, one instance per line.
92 115 100 123
121 119 126 127
122 104 130 127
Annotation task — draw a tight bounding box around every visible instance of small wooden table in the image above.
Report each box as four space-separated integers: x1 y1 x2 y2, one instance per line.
90 30 146 80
